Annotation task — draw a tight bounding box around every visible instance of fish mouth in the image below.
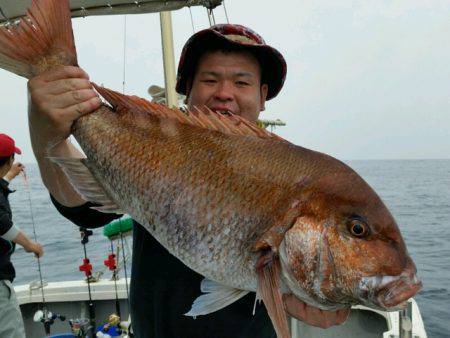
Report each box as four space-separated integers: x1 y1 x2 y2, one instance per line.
376 277 422 310
359 273 422 311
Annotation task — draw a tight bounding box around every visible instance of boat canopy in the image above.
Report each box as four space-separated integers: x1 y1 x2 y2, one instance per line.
0 0 222 24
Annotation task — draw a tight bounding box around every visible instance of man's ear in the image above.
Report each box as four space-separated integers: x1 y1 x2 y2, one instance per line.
260 84 269 111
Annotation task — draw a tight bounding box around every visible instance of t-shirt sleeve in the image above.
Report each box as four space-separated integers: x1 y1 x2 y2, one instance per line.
50 194 123 229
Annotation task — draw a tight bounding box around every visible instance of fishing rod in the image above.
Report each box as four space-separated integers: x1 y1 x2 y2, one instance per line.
118 218 134 337
96 240 129 337
101 217 134 337
21 171 66 335
118 218 130 305
79 227 128 337
79 227 96 337
93 217 134 337
105 241 121 318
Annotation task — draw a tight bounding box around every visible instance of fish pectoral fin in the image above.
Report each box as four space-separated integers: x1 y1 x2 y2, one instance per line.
48 157 121 213
184 278 249 317
253 199 301 253
256 251 290 338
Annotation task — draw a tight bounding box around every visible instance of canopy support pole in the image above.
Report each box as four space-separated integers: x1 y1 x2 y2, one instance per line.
159 11 178 108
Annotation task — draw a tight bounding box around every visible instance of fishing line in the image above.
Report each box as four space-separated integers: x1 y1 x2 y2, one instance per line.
222 0 230 24
21 172 47 310
79 228 96 337
206 8 216 27
109 240 121 318
122 15 128 94
188 7 195 33
118 218 130 302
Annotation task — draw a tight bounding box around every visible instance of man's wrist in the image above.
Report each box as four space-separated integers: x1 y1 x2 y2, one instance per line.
4 171 19 182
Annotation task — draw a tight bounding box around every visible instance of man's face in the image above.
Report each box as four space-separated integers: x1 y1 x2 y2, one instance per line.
186 50 268 123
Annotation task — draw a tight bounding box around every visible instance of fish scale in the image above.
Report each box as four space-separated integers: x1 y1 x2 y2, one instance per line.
73 107 294 290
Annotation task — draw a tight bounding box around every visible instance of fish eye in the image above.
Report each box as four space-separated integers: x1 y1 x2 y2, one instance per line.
347 218 370 238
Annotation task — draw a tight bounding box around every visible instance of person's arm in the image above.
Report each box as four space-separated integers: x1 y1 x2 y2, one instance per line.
4 162 24 182
10 231 43 257
31 139 87 207
0 199 42 257
27 66 122 229
27 65 102 207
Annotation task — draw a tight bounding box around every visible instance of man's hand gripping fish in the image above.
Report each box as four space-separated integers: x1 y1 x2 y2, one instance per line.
0 1 422 337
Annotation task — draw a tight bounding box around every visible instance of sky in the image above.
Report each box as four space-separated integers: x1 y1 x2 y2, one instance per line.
1 0 449 163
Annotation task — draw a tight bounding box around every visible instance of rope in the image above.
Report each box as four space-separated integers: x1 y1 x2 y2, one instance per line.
21 172 47 308
122 15 128 94
223 0 230 24
189 7 195 33
207 8 216 26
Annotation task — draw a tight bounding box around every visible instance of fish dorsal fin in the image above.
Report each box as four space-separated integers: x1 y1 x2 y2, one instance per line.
49 157 123 214
93 83 288 142
0 0 77 78
184 278 249 317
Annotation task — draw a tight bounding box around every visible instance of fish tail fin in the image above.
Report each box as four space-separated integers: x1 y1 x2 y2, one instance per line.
0 0 77 79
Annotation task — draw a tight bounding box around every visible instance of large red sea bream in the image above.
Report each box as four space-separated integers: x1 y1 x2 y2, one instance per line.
0 1 422 337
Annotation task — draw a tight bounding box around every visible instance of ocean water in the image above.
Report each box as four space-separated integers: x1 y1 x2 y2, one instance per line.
8 160 450 338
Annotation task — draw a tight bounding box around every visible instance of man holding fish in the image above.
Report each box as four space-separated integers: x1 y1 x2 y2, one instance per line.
27 24 349 337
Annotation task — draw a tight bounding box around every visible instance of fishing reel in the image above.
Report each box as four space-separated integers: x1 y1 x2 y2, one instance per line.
33 309 66 335
80 228 94 245
69 318 92 337
96 314 121 337
96 314 134 338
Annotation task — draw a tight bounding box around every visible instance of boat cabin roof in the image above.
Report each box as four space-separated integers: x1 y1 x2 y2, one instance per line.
0 0 222 25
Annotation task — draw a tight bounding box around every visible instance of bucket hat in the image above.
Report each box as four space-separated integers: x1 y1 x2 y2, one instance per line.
176 24 287 100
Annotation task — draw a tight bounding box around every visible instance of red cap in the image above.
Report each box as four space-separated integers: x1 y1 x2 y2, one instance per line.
0 134 22 157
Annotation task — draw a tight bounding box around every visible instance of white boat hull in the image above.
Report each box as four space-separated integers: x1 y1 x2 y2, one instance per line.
15 279 427 338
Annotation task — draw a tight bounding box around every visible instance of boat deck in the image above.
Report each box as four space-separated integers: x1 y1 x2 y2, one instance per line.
15 279 427 338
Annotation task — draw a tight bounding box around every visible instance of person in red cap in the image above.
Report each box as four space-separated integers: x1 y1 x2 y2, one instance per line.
0 134 44 338
27 24 349 337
